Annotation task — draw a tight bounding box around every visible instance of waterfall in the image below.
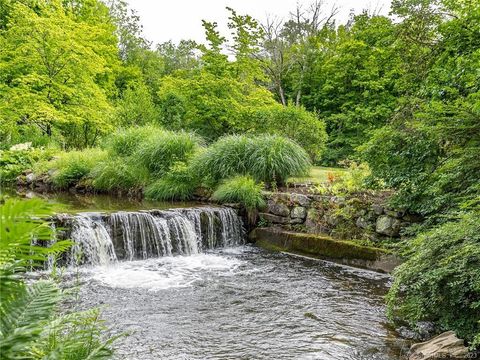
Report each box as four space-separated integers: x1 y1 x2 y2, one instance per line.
54 207 244 267
69 214 118 266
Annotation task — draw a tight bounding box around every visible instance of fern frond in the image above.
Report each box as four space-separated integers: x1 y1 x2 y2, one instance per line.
0 280 60 357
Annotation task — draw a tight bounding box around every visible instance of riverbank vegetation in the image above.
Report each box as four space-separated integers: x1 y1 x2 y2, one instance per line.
1 0 479 351
25 128 311 205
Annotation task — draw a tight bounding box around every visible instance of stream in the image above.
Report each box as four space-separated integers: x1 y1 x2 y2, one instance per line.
19 192 408 359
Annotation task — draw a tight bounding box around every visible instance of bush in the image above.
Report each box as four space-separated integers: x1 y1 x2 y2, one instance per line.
50 149 107 189
212 176 265 210
91 157 150 192
244 105 328 163
387 212 480 345
134 130 202 176
144 163 199 201
192 134 311 186
104 126 161 157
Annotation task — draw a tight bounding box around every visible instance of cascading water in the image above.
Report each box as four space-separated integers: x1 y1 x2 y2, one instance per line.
68 214 118 266
55 207 244 266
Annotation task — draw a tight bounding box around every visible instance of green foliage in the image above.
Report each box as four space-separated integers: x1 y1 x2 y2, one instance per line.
134 130 202 176
387 212 480 344
144 163 199 201
50 149 107 189
244 105 327 162
0 148 55 184
359 0 480 217
115 84 159 127
314 162 372 195
0 199 116 358
0 199 70 267
0 0 119 149
91 157 149 192
104 126 160 157
157 71 276 140
212 176 265 210
192 134 311 185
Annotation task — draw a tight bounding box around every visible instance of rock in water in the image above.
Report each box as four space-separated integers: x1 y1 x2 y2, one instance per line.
408 331 468 359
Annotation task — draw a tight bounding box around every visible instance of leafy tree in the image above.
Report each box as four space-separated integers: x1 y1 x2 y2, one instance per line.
361 0 480 217
115 83 159 126
0 0 119 148
157 71 275 140
243 105 327 162
227 7 265 83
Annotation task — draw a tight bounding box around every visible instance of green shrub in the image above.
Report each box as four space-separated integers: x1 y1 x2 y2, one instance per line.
134 130 202 176
212 176 265 210
144 163 199 201
105 126 161 157
192 134 311 185
50 149 107 189
91 157 150 191
387 212 480 345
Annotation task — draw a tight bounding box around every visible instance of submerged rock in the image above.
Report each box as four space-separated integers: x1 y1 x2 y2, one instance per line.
408 331 468 360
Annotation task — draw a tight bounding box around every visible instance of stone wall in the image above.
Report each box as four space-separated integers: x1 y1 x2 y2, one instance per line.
250 227 401 273
259 191 422 242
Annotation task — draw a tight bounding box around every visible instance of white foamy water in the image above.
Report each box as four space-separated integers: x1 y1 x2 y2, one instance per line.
89 252 244 291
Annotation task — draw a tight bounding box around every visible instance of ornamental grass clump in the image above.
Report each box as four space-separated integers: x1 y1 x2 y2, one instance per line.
144 163 199 201
134 130 203 176
192 134 311 186
91 157 150 191
105 125 160 157
212 176 265 210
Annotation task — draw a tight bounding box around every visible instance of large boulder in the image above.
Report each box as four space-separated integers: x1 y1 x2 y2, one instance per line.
376 215 401 237
408 331 468 360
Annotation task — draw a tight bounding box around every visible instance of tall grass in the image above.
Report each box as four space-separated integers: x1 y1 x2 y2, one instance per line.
212 176 265 210
50 148 107 189
104 126 160 157
91 157 150 191
134 130 203 176
192 134 311 185
144 163 199 201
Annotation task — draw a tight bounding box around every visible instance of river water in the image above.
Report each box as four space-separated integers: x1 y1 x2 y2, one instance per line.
13 192 407 359
73 246 407 360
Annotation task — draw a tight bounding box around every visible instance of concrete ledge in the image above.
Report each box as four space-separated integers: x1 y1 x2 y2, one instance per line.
249 227 401 273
